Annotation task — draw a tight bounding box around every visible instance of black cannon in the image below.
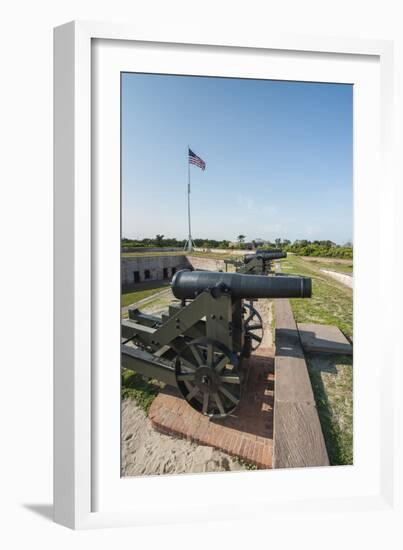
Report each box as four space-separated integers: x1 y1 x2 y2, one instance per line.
121 269 311 418
225 249 287 275
244 250 287 262
171 270 310 300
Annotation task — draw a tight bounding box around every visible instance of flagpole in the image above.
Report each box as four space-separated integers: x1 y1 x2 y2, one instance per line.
185 145 193 252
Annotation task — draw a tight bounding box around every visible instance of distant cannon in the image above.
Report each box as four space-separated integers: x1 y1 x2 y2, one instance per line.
122 269 311 418
225 250 287 275
244 250 287 262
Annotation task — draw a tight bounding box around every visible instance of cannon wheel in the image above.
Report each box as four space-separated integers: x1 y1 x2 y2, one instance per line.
175 338 241 419
243 302 264 351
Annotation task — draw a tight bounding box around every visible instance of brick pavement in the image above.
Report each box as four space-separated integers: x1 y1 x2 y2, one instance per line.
148 347 274 468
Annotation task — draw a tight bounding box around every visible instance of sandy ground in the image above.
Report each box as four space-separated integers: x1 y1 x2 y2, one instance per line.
121 296 273 477
319 269 353 288
121 400 246 476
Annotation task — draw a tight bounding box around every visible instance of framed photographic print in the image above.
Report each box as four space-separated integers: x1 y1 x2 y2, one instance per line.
54 21 395 529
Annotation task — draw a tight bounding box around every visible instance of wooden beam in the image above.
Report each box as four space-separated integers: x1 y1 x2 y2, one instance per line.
273 299 329 468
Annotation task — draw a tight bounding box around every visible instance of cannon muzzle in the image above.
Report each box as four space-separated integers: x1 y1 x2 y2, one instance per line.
171 270 311 300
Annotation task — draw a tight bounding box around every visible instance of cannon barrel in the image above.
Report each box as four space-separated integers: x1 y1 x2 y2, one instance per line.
256 248 282 254
171 270 311 300
256 250 287 259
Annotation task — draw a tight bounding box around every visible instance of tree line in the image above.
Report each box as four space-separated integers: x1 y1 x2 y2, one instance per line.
121 236 353 259
258 239 353 259
122 235 232 249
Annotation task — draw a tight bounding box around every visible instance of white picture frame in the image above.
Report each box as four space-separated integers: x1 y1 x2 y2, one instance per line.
54 21 396 530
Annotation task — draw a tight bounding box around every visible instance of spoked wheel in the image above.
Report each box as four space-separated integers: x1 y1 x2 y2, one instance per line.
243 302 264 351
175 338 241 418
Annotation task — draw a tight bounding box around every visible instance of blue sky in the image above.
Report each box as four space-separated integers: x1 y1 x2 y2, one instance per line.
122 73 352 244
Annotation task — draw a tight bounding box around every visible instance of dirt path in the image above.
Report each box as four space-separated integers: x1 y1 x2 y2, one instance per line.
121 287 173 316
301 256 352 265
253 299 274 348
320 269 353 288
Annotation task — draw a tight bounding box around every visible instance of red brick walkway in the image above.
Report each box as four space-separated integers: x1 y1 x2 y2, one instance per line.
148 347 274 468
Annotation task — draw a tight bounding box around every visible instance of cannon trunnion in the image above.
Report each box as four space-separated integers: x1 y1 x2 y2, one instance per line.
121 270 311 419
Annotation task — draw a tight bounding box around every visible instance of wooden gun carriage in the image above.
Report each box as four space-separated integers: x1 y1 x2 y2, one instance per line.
121 270 311 418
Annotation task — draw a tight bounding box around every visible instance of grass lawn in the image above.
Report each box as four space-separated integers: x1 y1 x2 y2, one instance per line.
279 255 353 465
122 251 185 258
121 250 241 260
121 286 167 307
121 369 163 413
306 354 353 465
280 255 353 338
187 251 241 260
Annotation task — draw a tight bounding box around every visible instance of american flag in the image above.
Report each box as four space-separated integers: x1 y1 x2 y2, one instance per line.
188 148 206 171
